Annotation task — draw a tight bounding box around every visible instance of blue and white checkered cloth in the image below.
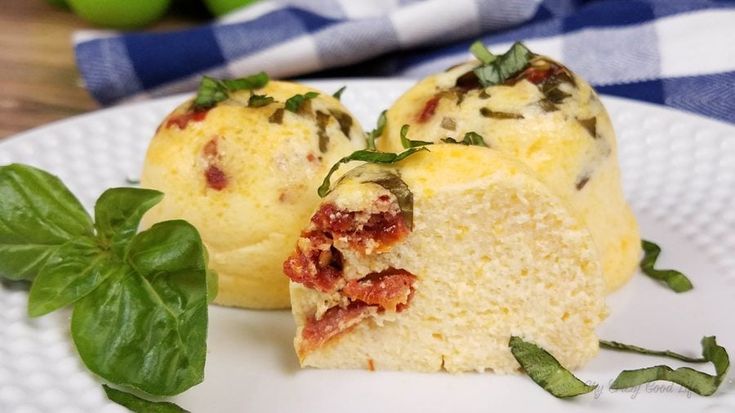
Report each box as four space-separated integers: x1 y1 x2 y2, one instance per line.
74 0 735 123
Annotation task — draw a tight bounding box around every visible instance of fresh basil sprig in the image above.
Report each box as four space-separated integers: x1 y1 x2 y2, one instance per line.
441 131 489 147
472 42 532 87
366 110 387 151
0 164 212 397
193 72 269 110
103 385 189 413
285 91 319 113
332 86 346 100
400 125 433 149
600 339 706 363
640 239 693 292
317 148 428 197
608 336 729 396
509 336 597 398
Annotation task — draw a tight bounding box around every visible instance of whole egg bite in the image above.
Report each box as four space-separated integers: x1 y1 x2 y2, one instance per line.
379 56 640 292
141 80 365 309
284 145 606 372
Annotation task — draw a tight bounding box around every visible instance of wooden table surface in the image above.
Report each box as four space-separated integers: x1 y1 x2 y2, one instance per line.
0 0 204 140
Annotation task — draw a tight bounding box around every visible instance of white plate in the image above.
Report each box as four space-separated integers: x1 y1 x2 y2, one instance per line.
1 79 734 413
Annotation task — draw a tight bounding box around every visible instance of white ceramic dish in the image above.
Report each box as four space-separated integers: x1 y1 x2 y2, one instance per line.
0 79 734 413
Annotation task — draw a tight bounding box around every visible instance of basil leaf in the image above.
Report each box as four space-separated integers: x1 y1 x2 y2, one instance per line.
368 172 414 231
94 188 163 257
399 124 433 149
610 336 729 396
600 339 706 363
469 40 496 65
103 385 189 413
0 164 93 281
193 72 269 110
366 110 387 151
318 147 429 197
27 238 118 317
509 336 596 398
285 91 319 113
441 131 488 147
473 42 532 87
248 94 274 108
640 239 693 292
332 86 346 100
72 220 208 396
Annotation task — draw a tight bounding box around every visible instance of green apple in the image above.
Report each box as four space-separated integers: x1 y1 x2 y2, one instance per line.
204 0 260 17
68 0 172 29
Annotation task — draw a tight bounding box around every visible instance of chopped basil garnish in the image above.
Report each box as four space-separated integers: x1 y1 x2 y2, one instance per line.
480 107 523 119
332 86 346 100
400 124 433 149
268 108 284 124
285 91 319 113
366 110 387 151
318 148 429 197
473 42 532 87
509 336 597 398
469 40 496 65
578 117 597 138
600 340 706 363
193 72 269 110
103 385 189 413
640 240 693 292
609 336 729 396
369 172 414 230
0 164 212 397
441 131 489 147
248 94 274 108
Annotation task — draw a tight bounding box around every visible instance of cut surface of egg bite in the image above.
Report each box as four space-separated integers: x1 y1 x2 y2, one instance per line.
141 80 365 309
284 145 607 372
379 55 640 292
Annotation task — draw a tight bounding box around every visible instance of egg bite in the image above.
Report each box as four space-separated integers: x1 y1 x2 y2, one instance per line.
141 81 365 309
284 145 606 372
379 55 640 292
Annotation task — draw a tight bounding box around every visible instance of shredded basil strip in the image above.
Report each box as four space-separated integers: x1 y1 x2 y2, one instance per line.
400 124 433 149
318 147 429 197
509 336 596 398
473 42 532 87
366 110 387 151
193 72 269 110
248 94 274 108
285 91 319 113
600 340 706 363
441 131 488 147
103 385 189 413
332 86 346 100
609 336 730 396
469 40 496 65
640 239 693 292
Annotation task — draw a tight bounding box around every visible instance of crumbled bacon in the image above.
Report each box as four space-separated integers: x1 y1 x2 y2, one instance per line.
342 269 416 312
299 301 373 356
283 231 343 292
417 95 441 123
165 109 208 129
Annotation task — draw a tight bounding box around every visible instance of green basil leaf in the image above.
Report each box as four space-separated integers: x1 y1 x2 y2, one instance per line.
600 339 706 363
72 220 208 396
0 164 93 281
332 86 346 100
473 42 532 87
94 188 163 257
640 239 693 292
399 124 433 149
103 385 189 413
610 336 729 396
285 91 319 113
220 71 269 92
193 72 269 110
509 336 596 398
469 40 496 65
318 147 429 197
27 238 118 317
248 94 274 108
366 110 387 151
441 131 489 147
368 172 414 230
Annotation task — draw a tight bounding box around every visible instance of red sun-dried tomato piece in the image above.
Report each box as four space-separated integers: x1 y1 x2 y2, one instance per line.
342 269 416 312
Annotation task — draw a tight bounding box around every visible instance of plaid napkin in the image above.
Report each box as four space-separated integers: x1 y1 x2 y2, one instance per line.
74 0 735 124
